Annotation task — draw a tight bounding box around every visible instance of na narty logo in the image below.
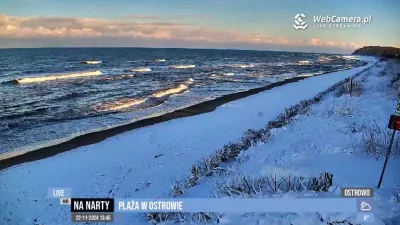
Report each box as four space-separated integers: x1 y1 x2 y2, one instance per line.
293 13 308 29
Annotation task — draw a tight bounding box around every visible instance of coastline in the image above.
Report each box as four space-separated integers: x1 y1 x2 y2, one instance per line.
0 65 366 170
0 59 379 225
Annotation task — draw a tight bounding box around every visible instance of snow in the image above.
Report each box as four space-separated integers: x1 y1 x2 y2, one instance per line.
2 56 397 225
183 59 400 224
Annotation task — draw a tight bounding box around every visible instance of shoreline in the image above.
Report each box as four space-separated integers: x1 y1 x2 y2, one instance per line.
0 66 365 170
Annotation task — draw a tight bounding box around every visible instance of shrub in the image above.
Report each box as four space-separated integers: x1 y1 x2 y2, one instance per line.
390 180 400 203
241 128 271 147
362 121 400 159
215 172 334 197
335 81 365 97
171 182 185 197
390 73 400 96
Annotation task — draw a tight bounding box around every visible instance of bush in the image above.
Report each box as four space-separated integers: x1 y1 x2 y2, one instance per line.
171 182 185 197
329 105 353 117
241 128 271 147
390 73 400 96
335 81 365 97
362 121 400 159
215 172 334 197
390 180 400 203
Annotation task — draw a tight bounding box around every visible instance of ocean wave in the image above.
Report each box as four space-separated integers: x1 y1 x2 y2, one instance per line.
316 56 333 62
298 71 325 77
341 55 359 60
14 70 102 84
94 98 147 111
187 78 194 84
152 84 188 98
154 59 166 62
230 64 255 68
169 65 196 69
83 61 102 64
296 60 311 65
131 67 152 72
0 106 51 120
264 62 285 67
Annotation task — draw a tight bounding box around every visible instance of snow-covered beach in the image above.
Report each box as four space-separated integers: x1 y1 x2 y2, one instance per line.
1 56 399 225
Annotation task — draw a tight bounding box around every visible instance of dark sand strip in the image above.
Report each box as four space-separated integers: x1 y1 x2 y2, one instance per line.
0 68 363 170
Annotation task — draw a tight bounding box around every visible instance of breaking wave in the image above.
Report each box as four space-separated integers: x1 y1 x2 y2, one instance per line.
14 70 102 84
341 55 359 60
152 84 188 98
316 56 334 62
94 98 147 111
169 65 196 69
187 78 194 84
296 60 311 65
230 64 255 68
155 59 166 62
83 61 102 64
223 73 235 76
131 67 152 72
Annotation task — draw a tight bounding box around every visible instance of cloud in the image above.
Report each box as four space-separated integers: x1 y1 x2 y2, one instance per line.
196 14 211 19
122 14 211 20
0 13 364 53
122 14 161 20
301 38 364 49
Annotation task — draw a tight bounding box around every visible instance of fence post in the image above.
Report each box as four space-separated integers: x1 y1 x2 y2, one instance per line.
349 78 353 97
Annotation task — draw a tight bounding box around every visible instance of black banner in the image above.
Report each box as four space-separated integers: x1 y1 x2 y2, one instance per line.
71 198 114 212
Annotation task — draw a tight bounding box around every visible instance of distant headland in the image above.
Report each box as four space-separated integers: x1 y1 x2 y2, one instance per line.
352 46 400 59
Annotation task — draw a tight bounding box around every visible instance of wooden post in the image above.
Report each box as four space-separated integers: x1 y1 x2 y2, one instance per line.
349 78 353 97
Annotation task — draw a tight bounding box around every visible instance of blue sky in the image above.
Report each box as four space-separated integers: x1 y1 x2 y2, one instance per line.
0 0 399 53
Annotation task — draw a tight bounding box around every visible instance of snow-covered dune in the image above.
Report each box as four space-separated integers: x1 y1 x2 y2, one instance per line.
182 58 400 224
0 57 382 225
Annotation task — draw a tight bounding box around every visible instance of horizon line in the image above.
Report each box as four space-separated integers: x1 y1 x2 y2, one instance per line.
0 46 357 55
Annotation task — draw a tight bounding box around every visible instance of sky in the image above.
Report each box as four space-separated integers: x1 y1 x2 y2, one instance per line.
0 0 399 53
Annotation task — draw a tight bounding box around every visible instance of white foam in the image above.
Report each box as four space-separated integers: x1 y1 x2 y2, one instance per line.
169 65 196 69
316 56 333 62
298 73 316 77
187 78 195 84
131 67 152 72
121 74 135 78
155 59 166 62
296 60 310 64
152 84 188 98
16 70 102 84
230 64 255 68
84 61 102 64
342 55 360 59
95 98 147 111
223 73 235 76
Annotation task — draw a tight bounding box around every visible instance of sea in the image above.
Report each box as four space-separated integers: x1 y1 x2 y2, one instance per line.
0 48 365 156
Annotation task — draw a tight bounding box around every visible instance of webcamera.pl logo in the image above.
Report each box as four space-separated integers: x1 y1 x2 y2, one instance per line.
293 13 372 29
293 14 308 29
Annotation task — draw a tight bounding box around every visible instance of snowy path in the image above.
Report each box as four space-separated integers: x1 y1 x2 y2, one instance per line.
0 57 378 225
